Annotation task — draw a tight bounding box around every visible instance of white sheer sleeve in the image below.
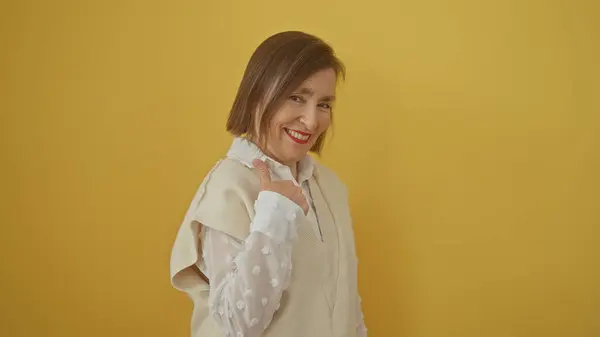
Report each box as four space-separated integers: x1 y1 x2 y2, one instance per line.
200 191 304 337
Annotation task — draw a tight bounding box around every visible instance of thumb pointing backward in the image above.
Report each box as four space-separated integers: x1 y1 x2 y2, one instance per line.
252 159 272 187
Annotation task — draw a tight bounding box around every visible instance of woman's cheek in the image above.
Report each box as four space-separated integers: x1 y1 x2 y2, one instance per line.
319 114 332 131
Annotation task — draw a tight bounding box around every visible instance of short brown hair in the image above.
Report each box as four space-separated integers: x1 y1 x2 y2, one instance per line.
226 31 345 154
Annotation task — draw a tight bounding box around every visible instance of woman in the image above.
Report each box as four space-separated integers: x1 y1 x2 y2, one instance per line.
170 31 367 337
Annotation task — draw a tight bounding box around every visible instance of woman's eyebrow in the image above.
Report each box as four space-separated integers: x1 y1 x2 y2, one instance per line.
294 87 335 101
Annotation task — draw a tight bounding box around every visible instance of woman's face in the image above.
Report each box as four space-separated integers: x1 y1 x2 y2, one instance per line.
260 68 337 166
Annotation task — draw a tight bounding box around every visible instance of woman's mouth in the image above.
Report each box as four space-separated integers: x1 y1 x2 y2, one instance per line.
284 128 311 144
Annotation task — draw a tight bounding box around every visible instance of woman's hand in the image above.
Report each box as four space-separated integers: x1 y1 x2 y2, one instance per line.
253 159 309 215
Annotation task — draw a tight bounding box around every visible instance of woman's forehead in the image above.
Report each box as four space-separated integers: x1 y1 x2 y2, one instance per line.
293 69 337 97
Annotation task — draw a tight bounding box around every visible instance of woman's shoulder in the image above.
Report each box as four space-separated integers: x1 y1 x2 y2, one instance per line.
206 157 254 180
314 161 345 185
199 157 259 199
190 158 258 239
313 161 349 196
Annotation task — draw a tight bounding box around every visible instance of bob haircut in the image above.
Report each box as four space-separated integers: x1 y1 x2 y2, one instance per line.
225 31 345 154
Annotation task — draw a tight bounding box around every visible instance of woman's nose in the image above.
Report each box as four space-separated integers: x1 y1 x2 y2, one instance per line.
300 106 319 130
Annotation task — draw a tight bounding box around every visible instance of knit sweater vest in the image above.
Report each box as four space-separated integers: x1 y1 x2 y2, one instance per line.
170 158 359 337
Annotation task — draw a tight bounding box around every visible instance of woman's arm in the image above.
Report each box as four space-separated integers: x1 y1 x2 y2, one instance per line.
202 191 304 337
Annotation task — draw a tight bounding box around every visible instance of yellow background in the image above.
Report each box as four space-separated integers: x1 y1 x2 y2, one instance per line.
2 1 599 336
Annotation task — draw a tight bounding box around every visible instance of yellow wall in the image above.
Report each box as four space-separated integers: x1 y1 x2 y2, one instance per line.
2 1 599 336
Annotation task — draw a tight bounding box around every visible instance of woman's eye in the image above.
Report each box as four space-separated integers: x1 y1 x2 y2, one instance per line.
318 102 332 110
289 95 304 103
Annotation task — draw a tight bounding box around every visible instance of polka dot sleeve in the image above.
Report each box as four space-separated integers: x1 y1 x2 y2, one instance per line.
199 191 303 337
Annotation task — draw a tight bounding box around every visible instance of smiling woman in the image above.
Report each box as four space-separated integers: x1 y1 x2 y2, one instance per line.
280 74 337 145
225 31 345 180
169 31 366 337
